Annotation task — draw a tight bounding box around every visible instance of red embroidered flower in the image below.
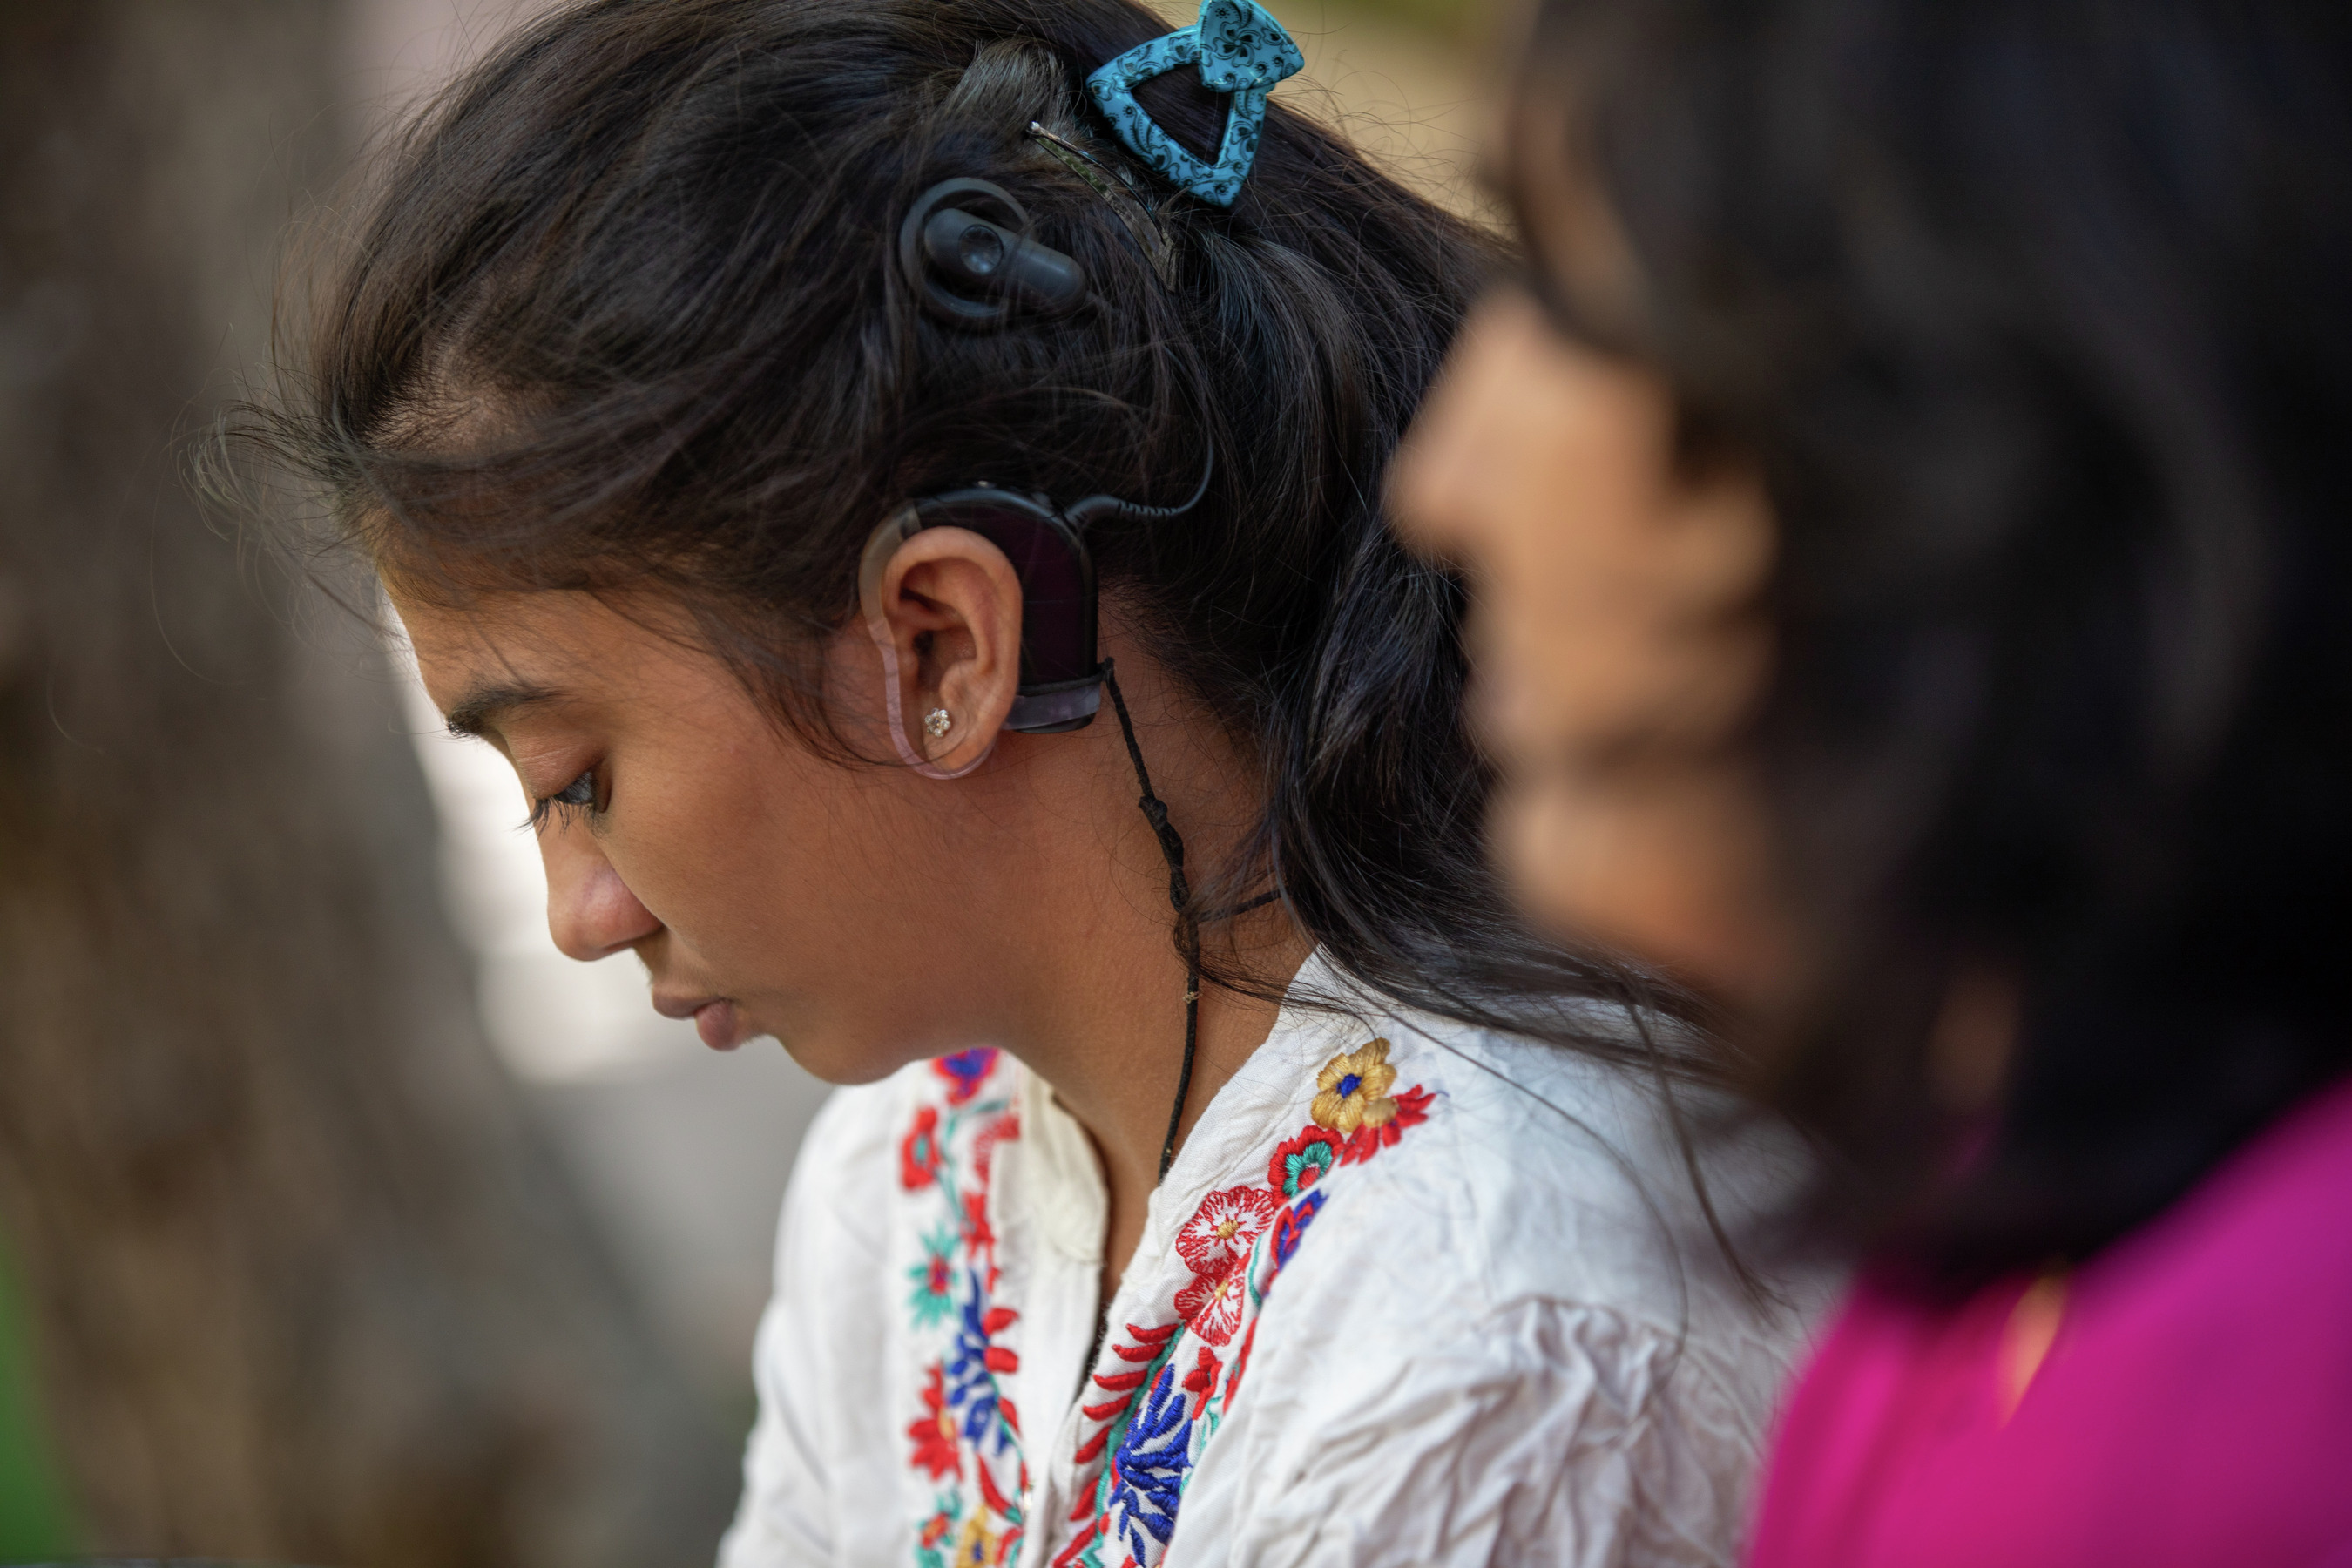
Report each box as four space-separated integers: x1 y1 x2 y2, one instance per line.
1175 1183 1281 1279
962 1186 1003 1291
1180 1344 1222 1402
1340 1083 1435 1165
908 1363 960 1479
1267 1127 1341 1196
1174 1261 1251 1345
901 1105 943 1190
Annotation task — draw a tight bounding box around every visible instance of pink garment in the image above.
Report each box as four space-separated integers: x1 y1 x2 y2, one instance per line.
1749 1074 2352 1568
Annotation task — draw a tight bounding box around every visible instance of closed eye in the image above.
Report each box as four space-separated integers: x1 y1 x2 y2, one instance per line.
527 769 600 831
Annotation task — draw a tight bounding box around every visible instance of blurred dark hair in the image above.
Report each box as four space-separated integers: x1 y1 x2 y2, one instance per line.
241 0 1702 1087
1506 0 2352 1288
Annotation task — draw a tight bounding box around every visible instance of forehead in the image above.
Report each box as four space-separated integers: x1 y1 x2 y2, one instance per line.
388 585 713 720
393 584 605 669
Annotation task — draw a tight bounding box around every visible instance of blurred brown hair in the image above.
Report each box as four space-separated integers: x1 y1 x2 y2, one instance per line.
1506 0 2352 1289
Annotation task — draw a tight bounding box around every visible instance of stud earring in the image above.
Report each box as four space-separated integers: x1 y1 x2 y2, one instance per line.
923 707 953 739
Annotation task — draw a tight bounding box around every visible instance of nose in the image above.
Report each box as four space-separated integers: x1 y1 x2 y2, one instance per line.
542 828 660 962
1389 293 1519 562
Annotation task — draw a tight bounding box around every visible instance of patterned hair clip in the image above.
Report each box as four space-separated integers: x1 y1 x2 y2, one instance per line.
1085 0 1306 208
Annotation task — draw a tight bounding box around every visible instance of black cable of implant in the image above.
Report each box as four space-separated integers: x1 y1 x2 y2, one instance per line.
1100 659 1201 1182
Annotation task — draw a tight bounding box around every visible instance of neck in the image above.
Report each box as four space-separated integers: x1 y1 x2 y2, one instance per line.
1039 907 1310 1217
970 632 1311 1293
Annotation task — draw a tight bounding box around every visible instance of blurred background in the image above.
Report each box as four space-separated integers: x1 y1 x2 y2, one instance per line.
0 1 1487 1563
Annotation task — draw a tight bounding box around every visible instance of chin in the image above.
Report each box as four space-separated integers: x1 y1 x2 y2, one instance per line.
1495 778 1594 935
770 1027 935 1089
1498 782 1668 969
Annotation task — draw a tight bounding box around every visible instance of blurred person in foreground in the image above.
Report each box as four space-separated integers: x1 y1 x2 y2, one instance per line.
1397 0 2352 1561
248 0 1815 1561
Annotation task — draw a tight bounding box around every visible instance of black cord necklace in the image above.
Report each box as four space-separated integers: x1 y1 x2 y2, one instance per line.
1098 662 1287 1183
1099 659 1202 1182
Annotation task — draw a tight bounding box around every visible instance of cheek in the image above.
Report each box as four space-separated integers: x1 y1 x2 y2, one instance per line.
1405 307 1792 1004
597 722 970 1075
1471 395 1682 743
603 733 889 979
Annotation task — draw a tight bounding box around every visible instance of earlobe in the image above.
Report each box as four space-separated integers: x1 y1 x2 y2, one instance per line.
861 524 1024 779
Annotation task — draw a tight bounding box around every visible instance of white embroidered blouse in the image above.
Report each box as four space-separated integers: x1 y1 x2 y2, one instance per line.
718 956 1810 1568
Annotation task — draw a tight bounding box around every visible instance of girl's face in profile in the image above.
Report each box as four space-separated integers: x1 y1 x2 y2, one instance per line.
1393 291 1794 1006
389 585 1020 1084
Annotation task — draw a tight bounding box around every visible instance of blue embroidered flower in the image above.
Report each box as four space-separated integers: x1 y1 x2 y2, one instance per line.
1269 1187 1327 1272
943 1272 1010 1452
1107 1361 1194 1558
933 1048 998 1105
908 1223 959 1328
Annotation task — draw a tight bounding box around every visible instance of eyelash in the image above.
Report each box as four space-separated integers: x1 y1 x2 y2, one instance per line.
527 769 602 831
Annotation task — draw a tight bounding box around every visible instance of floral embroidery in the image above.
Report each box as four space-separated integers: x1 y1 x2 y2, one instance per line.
1054 1037 1438 1566
950 1509 1009 1567
909 1365 962 1480
945 1276 1019 1450
1311 1037 1399 1134
1267 1126 1340 1195
1176 1183 1281 1277
915 1495 962 1568
962 1186 1003 1292
1105 1361 1193 1560
1268 1186 1327 1273
936 1048 999 1105
1340 1082 1435 1166
909 1224 959 1327
1173 1183 1280 1344
902 1105 944 1190
1173 1262 1252 1346
1180 1345 1222 1402
897 1053 1027 1563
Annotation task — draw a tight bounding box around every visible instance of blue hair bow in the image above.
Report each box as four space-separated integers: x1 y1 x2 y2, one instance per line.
1086 0 1306 207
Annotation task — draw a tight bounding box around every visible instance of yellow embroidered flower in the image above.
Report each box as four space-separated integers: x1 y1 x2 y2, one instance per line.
1311 1038 1398 1134
952 1510 1002 1566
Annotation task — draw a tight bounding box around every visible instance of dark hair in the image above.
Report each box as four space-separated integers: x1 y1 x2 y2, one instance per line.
1508 0 2352 1288
246 0 1703 1094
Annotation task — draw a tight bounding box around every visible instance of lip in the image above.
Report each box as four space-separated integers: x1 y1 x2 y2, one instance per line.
652 990 747 1051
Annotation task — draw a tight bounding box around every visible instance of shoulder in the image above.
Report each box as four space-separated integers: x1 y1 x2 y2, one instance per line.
1294 1010 1794 1341
1168 1007 1809 1565
1222 996 1815 1409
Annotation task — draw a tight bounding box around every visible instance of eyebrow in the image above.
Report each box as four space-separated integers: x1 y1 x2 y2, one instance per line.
443 681 564 739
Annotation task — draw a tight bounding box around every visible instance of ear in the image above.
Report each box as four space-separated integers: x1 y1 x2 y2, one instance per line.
867 525 1024 774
